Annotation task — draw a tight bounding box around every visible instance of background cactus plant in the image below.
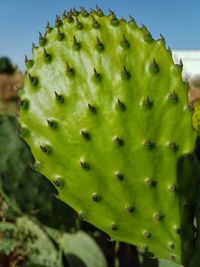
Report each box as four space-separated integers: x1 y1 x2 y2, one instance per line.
19 7 199 265
0 191 108 267
0 114 76 230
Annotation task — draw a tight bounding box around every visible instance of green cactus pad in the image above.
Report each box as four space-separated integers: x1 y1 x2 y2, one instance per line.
19 8 197 264
192 101 200 132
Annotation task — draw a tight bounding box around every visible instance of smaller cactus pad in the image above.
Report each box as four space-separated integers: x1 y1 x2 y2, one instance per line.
19 7 198 265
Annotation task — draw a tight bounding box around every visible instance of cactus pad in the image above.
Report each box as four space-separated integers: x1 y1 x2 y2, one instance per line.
19 8 197 264
192 101 200 132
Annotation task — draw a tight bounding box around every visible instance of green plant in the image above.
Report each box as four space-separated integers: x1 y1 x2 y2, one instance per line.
0 115 76 230
0 57 15 74
0 192 108 267
18 7 199 266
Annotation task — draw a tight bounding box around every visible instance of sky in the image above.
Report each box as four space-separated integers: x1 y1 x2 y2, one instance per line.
0 0 200 71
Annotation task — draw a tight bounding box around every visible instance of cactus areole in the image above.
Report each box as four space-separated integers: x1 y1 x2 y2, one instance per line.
19 7 198 265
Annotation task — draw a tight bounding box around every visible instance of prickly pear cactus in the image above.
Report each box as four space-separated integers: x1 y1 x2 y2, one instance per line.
19 7 198 265
192 101 200 133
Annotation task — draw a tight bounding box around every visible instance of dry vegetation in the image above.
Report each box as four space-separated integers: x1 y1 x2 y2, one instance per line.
0 71 23 102
0 59 23 115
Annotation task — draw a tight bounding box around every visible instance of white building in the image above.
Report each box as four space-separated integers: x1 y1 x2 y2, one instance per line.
172 50 200 80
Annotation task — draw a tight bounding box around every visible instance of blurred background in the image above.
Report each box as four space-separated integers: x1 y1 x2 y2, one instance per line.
0 1 199 267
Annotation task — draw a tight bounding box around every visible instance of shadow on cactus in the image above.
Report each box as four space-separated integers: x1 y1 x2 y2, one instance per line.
18 7 200 266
